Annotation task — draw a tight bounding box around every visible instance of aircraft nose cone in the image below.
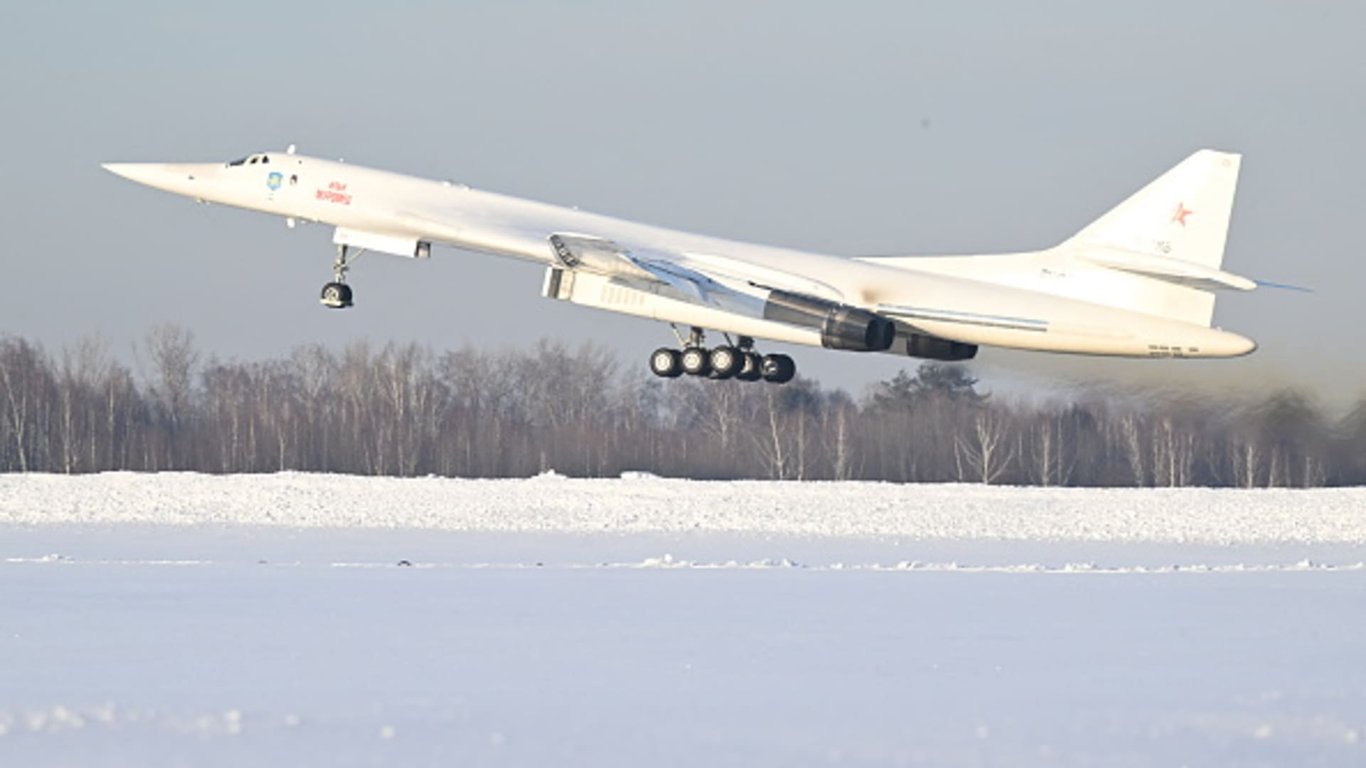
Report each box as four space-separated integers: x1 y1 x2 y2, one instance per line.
101 162 208 196
103 162 171 186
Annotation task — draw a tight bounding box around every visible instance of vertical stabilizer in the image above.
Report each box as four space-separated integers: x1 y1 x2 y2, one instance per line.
1067 149 1240 269
860 149 1250 330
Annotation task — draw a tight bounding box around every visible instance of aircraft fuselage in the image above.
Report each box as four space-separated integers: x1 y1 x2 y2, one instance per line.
102 151 1258 364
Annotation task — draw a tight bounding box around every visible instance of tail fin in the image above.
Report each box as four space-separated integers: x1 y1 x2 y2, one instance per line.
860 150 1251 329
1057 149 1251 327
1067 149 1240 268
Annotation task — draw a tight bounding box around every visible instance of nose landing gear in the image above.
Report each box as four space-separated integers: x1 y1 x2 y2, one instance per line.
648 328 795 384
320 281 352 309
321 244 362 309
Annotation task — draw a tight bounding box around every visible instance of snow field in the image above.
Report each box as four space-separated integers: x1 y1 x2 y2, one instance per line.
3 474 1365 766
3 471 1365 543
3 551 1364 767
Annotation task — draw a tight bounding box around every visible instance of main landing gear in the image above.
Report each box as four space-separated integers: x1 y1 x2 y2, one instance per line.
320 244 361 309
649 328 796 384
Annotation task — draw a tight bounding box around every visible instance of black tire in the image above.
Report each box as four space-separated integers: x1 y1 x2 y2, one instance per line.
648 347 683 378
320 282 353 308
761 353 796 384
680 346 711 376
709 346 742 379
737 352 763 382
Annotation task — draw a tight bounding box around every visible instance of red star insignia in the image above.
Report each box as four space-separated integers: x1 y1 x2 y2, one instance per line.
1171 202 1193 227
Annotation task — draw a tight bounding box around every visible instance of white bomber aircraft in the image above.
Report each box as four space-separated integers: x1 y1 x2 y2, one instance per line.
103 148 1257 384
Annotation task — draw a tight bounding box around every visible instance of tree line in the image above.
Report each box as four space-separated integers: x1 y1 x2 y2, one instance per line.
1 326 1363 486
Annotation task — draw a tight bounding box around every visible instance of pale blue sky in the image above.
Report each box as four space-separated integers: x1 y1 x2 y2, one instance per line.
2 1 1362 402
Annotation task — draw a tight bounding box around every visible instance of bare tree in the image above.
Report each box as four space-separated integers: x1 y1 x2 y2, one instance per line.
825 394 858 480
140 324 199 469
956 405 1016 484
0 338 47 472
0 330 1354 486
1024 411 1074 487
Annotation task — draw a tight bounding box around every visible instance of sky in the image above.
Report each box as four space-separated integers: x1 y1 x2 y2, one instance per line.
2 0 1363 406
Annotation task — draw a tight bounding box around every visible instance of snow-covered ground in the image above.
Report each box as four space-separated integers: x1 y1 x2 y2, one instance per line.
3 473 1365 766
5 472 1366 543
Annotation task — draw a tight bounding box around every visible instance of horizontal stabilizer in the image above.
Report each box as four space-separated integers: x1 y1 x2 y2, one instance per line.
1079 248 1256 291
1253 278 1314 293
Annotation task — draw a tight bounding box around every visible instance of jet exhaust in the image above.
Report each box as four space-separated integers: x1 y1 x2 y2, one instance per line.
904 334 978 361
763 290 896 352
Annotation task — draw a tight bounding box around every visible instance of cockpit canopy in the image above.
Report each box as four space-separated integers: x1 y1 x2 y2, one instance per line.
226 153 271 167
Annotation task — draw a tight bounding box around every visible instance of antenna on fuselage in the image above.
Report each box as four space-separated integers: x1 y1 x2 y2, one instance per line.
287 144 296 155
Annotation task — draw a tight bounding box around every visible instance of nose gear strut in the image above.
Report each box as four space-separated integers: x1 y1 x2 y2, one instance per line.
320 244 363 309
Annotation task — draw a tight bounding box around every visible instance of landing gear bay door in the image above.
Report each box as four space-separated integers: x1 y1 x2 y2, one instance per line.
333 226 431 259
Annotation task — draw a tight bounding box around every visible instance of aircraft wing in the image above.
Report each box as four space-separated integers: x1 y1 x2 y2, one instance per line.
391 206 848 308
389 206 900 350
623 249 733 304
659 250 847 305
547 233 770 317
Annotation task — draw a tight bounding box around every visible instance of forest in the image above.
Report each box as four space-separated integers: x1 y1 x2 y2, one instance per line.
1 327 1362 486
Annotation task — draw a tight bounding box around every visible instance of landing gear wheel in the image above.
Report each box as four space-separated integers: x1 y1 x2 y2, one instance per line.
709 346 742 379
761 353 796 384
649 347 683 378
320 281 353 309
680 347 711 376
736 352 763 382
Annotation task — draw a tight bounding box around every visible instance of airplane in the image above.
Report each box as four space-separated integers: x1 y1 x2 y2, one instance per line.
102 147 1257 384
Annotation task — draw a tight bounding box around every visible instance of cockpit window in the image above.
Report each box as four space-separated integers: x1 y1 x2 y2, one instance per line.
226 153 270 167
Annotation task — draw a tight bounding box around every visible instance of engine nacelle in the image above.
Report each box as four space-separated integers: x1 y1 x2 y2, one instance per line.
904 333 978 361
763 290 896 352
